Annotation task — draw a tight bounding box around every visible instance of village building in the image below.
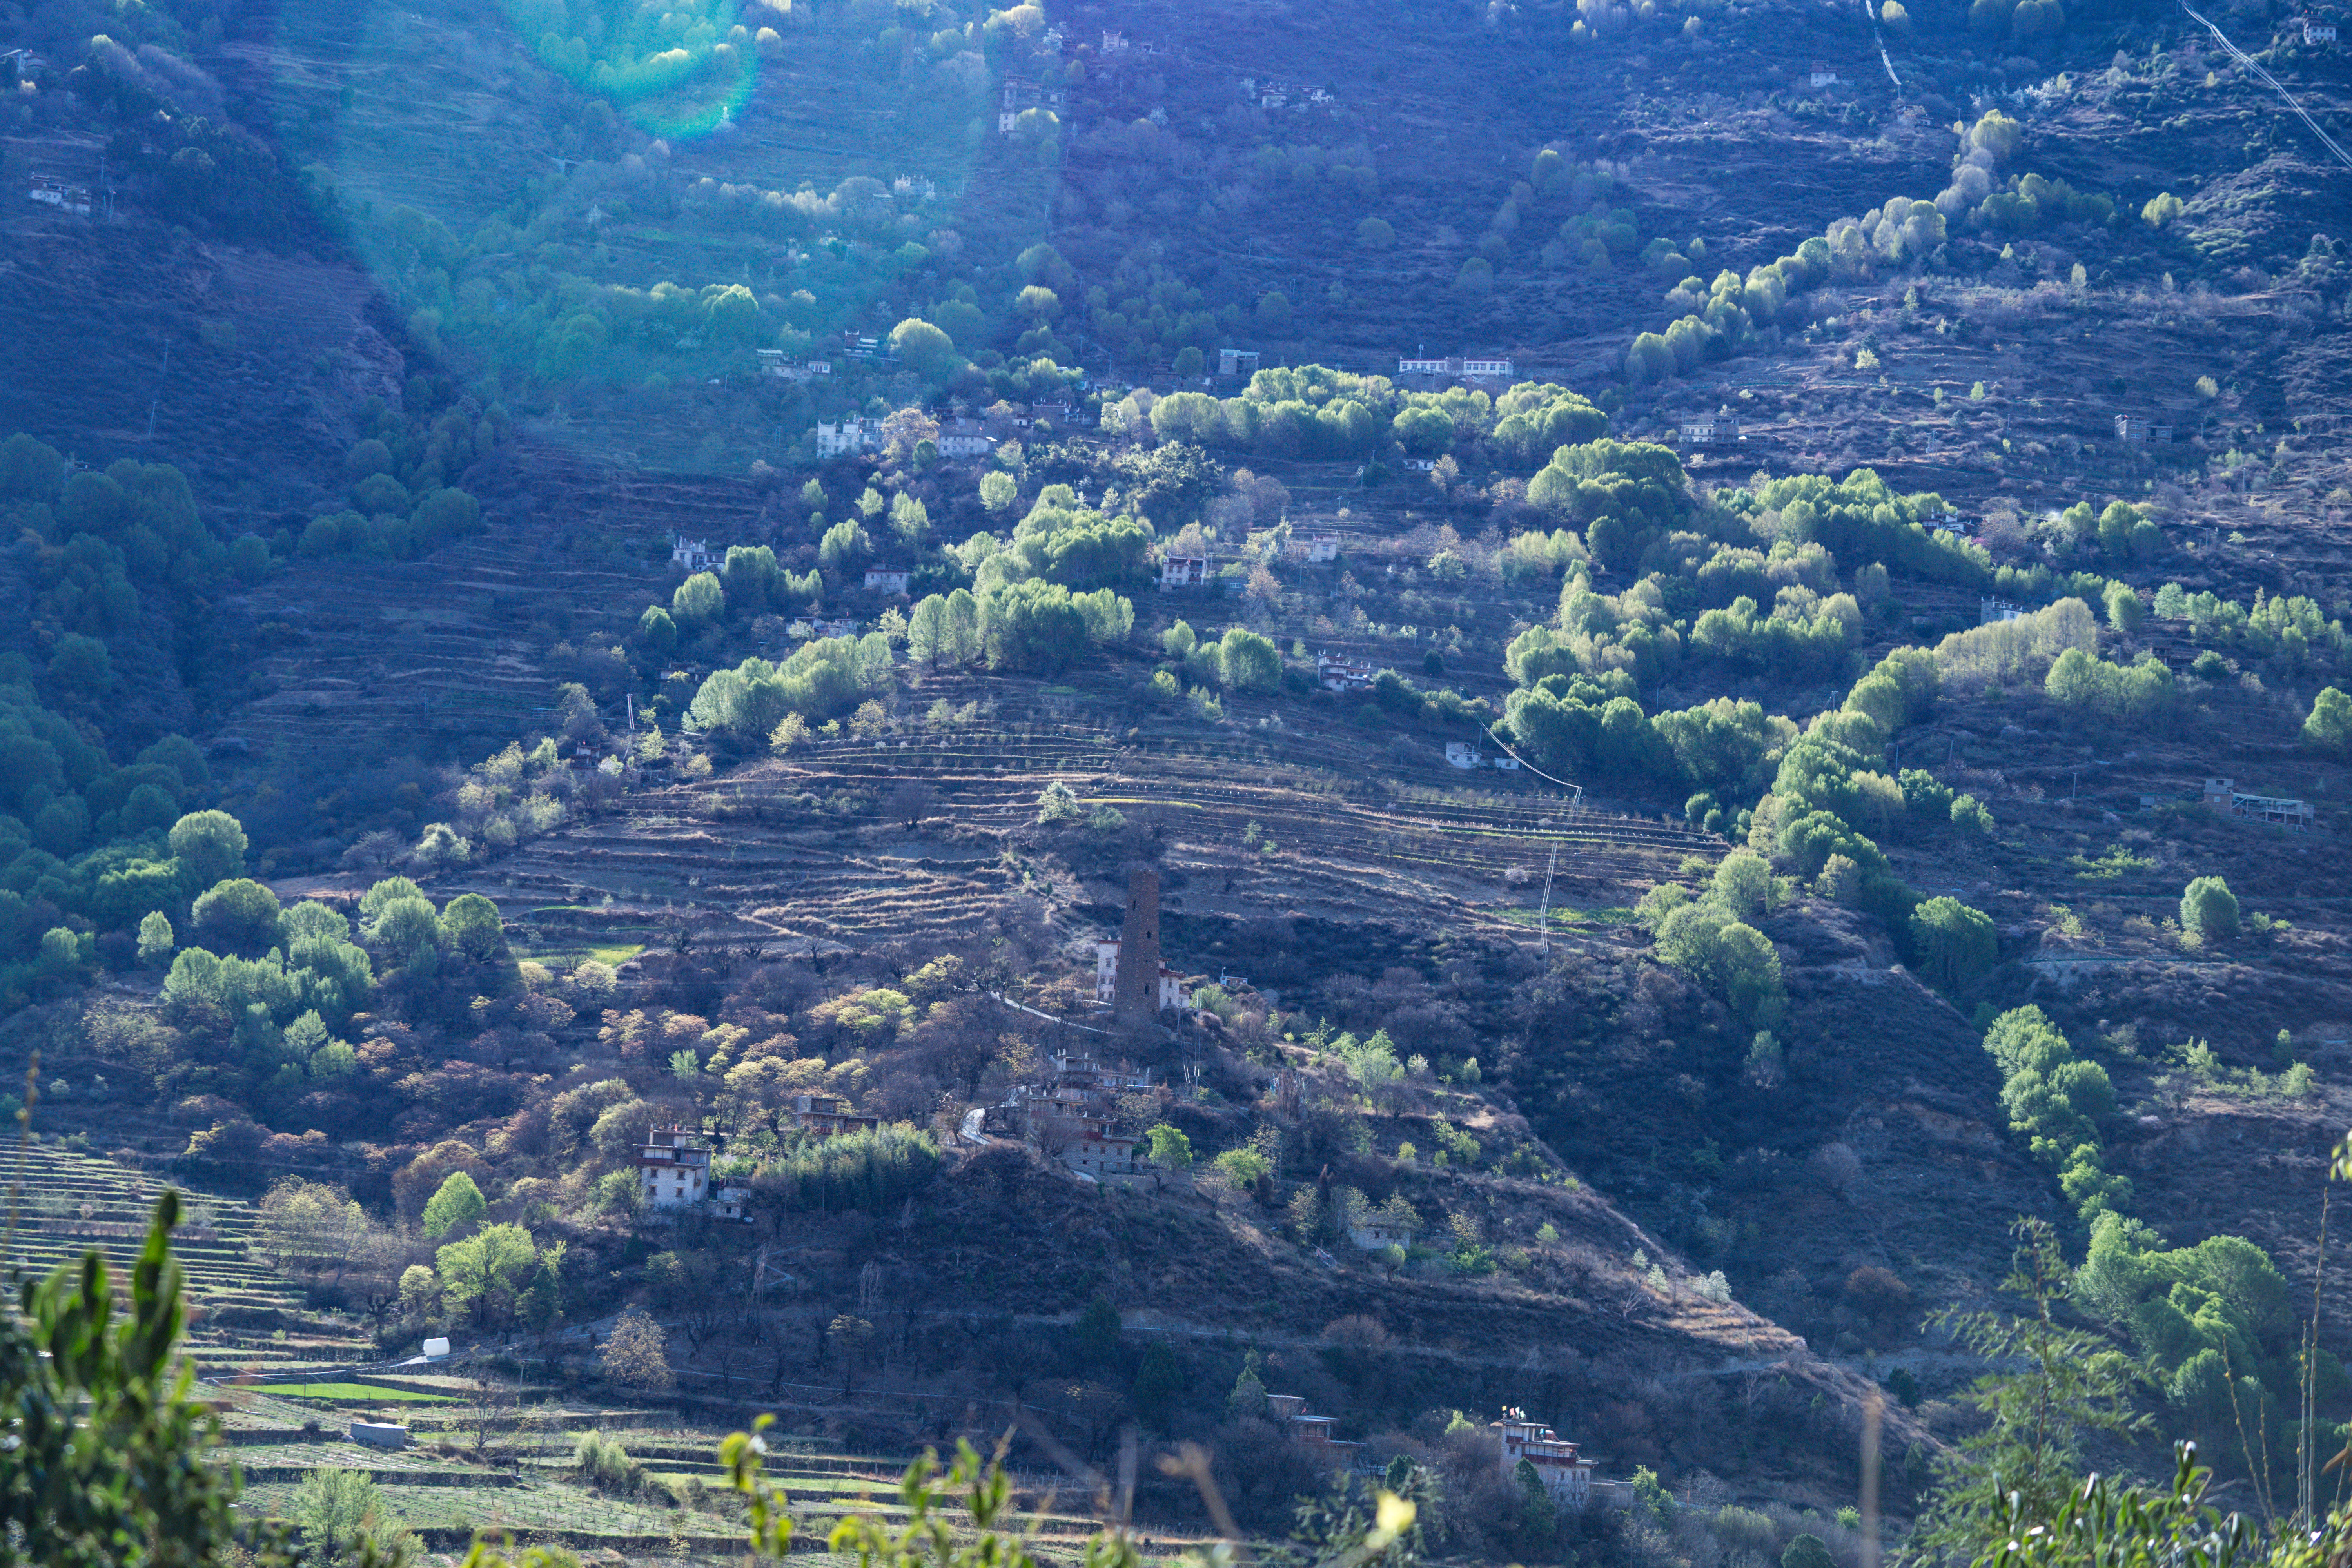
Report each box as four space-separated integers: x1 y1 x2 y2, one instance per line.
793 1093 881 1138
671 534 722 573
817 417 881 457
810 616 858 641
1101 27 1129 51
1058 1122 1145 1179
1679 411 1742 446
1807 65 1841 87
1218 348 1261 377
997 75 1066 132
892 174 937 200
1398 354 1515 381
1446 741 1485 769
757 349 833 381
1496 1409 1596 1508
1049 1048 1154 1092
1979 597 2027 624
2203 777 2314 829
2114 414 2174 444
636 1126 711 1209
1317 652 1376 691
936 417 996 459
1302 531 1340 563
1111 865 1184 1014
1267 1395 1362 1455
1348 1217 1414 1250
1093 939 1189 1010
864 567 913 594
1160 554 1212 589
710 1185 753 1221
2304 16 2337 42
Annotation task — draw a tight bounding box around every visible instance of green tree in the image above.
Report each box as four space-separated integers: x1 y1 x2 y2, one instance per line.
673 571 726 625
1911 1219 2146 1563
1653 900 1784 1025
2179 876 2239 945
168 809 247 886
1514 1457 1555 1546
1629 1465 1674 1526
979 470 1017 512
1911 896 1997 991
889 318 960 379
1146 1123 1193 1169
1217 628 1281 692
359 875 426 935
1072 1296 1120 1369
436 1223 540 1326
190 878 283 955
2103 581 2143 630
1709 850 1777 919
1132 1341 1183 1428
2303 686 2352 754
1782 1534 1835 1568
137 910 174 967
820 519 871 573
421 1170 487 1240
438 893 505 962
0 1192 246 1568
291 1466 413 1564
1229 1346 1269 1414
638 604 679 654
373 896 441 958
982 580 1089 673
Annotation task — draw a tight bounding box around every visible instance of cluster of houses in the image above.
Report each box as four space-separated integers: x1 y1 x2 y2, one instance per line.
1155 531 1333 591
1238 76 1335 109
1241 1397 1609 1510
816 407 1071 461
960 1048 1158 1180
27 174 91 216
1096 28 1167 56
635 1093 886 1219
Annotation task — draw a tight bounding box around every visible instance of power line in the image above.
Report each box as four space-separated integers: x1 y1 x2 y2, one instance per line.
2179 2 2352 172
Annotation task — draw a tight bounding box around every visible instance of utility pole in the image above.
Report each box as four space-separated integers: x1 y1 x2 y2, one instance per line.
146 341 169 438
1538 840 1559 957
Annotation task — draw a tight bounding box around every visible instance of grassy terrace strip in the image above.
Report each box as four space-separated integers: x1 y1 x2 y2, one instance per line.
245 1382 458 1402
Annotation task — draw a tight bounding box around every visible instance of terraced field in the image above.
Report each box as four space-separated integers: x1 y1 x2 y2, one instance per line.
0 1145 376 1379
436 696 1722 970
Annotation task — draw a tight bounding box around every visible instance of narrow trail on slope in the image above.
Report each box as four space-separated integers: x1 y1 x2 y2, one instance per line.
1860 0 1905 87
2180 1 2352 172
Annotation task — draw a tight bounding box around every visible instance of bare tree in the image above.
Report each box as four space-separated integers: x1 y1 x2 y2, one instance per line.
885 779 937 828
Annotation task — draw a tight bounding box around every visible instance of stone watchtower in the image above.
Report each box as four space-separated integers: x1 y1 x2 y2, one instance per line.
1112 866 1162 1014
